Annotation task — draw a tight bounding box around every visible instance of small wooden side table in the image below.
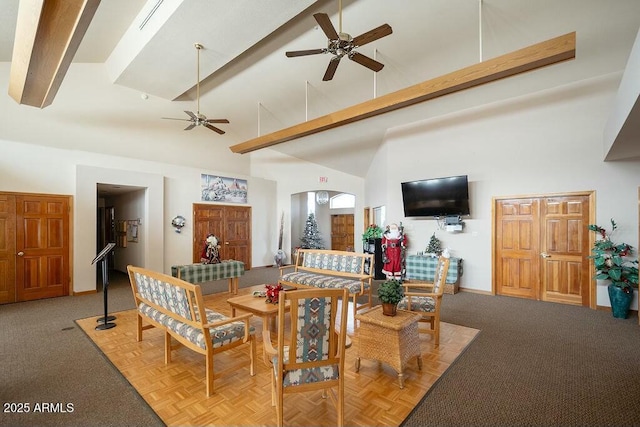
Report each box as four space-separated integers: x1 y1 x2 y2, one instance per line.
355 305 422 389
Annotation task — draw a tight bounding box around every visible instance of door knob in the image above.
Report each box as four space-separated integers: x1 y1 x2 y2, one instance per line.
17 251 24 256
540 252 551 258
225 242 229 245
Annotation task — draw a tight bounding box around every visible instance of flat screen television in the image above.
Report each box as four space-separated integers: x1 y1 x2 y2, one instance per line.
401 175 470 217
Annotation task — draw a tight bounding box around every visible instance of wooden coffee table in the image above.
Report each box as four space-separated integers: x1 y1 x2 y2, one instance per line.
227 285 291 364
355 305 422 388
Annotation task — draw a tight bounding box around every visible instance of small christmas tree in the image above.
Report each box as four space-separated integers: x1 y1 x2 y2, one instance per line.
426 232 442 256
300 213 324 249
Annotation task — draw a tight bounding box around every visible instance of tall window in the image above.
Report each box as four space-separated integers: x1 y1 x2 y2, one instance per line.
373 206 386 227
307 192 316 215
330 193 355 209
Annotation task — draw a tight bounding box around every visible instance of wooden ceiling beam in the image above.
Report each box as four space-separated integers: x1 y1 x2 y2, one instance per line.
230 32 576 154
9 0 101 108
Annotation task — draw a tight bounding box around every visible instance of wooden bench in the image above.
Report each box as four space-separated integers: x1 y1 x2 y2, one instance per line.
278 249 374 321
127 265 256 397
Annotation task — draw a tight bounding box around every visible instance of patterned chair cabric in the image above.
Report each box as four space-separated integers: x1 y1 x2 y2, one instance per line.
397 256 450 346
279 249 374 323
127 265 256 397
263 288 349 427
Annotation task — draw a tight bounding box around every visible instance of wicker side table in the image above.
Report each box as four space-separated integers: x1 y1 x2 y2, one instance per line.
355 305 422 388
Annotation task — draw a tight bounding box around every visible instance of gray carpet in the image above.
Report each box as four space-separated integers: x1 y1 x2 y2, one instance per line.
402 292 640 427
2 268 639 426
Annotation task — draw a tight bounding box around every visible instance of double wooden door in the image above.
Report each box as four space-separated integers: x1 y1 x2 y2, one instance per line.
331 214 355 251
494 193 593 307
192 204 252 269
0 193 71 304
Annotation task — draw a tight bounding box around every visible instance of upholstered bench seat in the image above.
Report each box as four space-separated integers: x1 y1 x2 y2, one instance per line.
280 272 368 295
279 249 374 323
128 265 256 397
138 303 254 349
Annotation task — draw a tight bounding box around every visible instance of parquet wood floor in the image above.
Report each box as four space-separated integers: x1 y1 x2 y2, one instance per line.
76 286 478 426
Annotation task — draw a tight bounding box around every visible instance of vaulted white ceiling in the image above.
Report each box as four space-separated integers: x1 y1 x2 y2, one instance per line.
2 0 639 176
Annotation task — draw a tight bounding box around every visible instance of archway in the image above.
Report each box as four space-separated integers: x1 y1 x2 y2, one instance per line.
290 190 355 258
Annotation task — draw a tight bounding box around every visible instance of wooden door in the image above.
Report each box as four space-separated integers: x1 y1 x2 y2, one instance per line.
495 198 540 299
193 204 251 269
331 214 355 251
494 193 593 306
193 204 224 263
223 206 251 266
0 194 17 304
11 194 70 302
364 207 370 231
540 196 590 306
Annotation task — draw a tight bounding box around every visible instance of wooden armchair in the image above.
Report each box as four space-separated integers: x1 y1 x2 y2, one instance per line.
263 288 349 427
397 256 450 346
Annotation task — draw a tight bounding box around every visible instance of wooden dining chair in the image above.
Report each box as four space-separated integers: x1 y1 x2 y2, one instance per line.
263 288 349 427
397 256 450 346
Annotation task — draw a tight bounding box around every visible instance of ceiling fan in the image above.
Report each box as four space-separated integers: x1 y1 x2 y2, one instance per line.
162 43 229 134
285 0 392 81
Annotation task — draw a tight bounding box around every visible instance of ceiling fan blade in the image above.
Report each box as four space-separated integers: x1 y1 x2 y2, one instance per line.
286 48 326 57
184 111 197 120
352 23 393 47
204 123 226 134
349 51 384 72
184 123 196 131
323 57 341 81
162 117 192 122
313 13 339 40
206 119 230 124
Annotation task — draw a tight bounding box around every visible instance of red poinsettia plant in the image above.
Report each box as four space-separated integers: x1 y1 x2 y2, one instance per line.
265 284 283 304
588 219 639 292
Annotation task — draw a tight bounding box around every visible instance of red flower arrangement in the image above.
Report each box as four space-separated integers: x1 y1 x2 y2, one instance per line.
265 284 283 304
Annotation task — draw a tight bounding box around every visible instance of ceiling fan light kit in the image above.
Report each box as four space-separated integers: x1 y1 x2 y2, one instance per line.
162 43 229 134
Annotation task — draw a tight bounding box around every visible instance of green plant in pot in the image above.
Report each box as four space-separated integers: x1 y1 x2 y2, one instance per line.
362 224 383 243
588 219 639 319
377 279 404 316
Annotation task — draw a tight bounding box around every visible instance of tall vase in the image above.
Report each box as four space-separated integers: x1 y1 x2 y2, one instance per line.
607 284 633 319
274 249 286 267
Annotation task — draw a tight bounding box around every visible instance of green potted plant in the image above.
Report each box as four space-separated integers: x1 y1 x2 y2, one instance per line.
377 279 404 316
362 224 383 242
588 219 639 319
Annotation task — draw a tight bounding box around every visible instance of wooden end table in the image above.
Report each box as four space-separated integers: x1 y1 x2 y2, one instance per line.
355 305 422 389
227 285 290 365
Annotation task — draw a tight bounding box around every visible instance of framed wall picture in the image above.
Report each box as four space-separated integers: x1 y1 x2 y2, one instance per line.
201 174 248 203
127 220 139 243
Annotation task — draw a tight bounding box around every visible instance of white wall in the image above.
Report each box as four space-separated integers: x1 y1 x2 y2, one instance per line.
1 56 637 310
1 139 277 293
249 149 365 264
365 73 640 309
76 165 164 293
